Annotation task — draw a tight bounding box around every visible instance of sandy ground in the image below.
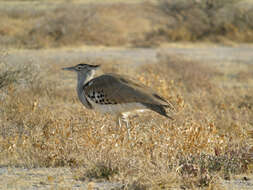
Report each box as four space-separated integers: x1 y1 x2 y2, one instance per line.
1 43 253 189
4 43 253 68
0 167 123 190
0 168 252 190
0 167 252 190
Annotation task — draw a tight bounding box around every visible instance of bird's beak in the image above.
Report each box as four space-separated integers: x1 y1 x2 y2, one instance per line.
62 66 75 71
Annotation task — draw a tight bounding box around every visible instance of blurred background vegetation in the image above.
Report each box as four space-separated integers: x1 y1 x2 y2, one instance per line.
0 0 253 49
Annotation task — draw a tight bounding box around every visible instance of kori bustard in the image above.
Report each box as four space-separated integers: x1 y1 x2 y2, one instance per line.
63 63 174 134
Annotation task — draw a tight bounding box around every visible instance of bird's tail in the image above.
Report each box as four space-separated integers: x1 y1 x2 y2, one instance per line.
152 93 176 112
142 103 174 120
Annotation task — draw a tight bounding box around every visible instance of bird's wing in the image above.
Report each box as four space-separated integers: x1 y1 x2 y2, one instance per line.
83 74 174 110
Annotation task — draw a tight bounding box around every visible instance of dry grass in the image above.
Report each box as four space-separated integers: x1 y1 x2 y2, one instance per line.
143 0 253 46
0 49 252 189
1 0 253 48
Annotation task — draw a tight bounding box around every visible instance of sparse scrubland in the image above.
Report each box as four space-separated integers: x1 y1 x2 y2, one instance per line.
0 0 253 48
0 0 253 189
0 48 252 189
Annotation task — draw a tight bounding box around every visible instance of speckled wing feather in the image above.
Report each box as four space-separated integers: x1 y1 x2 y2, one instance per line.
83 74 175 111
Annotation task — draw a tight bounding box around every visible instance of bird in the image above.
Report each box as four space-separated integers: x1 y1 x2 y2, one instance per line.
63 63 175 135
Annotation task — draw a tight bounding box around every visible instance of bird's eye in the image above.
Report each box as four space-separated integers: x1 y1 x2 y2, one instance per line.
77 66 82 70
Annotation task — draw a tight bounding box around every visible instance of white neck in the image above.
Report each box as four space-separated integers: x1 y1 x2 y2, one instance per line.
76 70 96 109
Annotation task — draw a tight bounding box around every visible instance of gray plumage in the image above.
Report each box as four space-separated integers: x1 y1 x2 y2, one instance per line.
63 63 175 135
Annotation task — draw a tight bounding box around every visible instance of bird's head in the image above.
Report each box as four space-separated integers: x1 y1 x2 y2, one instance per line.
62 63 100 74
63 63 100 83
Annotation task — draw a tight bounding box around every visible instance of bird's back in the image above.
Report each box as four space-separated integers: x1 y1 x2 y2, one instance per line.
82 74 174 118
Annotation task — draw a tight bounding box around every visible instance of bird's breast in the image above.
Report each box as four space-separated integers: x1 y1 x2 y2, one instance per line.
86 98 146 115
77 88 92 109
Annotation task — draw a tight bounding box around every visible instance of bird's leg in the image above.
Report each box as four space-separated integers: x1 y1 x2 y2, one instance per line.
116 114 122 129
121 113 131 138
115 113 131 138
